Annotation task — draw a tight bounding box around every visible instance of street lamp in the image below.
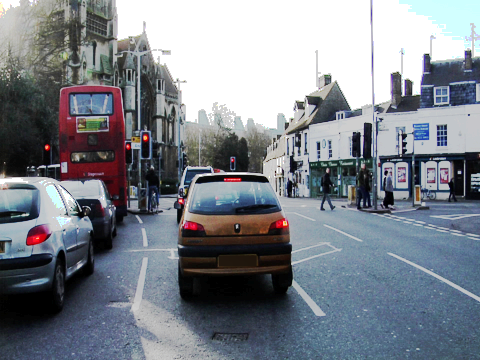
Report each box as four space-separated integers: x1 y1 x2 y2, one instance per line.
173 78 187 184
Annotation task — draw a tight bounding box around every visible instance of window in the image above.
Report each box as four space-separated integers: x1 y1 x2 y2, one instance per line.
434 86 449 105
58 186 81 216
71 151 115 163
304 133 308 154
477 84 480 102
86 12 108 36
286 138 289 156
70 93 113 115
437 125 447 147
328 140 332 159
316 142 321 160
348 136 352 157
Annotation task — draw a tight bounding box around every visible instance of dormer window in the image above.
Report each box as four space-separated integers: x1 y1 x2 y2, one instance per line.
336 111 345 120
434 86 449 105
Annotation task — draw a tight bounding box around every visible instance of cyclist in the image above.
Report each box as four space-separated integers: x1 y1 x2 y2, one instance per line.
146 165 160 213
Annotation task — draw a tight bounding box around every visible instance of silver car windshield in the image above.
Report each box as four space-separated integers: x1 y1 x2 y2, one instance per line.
189 180 280 215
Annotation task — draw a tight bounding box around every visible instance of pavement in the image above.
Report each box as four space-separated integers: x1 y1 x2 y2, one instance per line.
126 193 437 215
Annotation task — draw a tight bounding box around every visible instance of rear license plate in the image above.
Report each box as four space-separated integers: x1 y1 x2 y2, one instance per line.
218 254 258 268
0 242 5 254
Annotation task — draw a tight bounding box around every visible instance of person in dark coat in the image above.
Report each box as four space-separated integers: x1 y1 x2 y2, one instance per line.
381 170 394 209
145 165 160 212
287 179 292 198
320 168 335 211
448 179 457 202
356 164 366 210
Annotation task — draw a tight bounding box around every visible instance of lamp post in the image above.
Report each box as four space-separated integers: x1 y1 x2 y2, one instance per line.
174 78 187 184
370 0 378 210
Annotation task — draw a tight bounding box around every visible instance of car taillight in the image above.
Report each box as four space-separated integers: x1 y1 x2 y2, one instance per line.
178 198 185 205
95 203 105 217
182 221 206 237
26 224 52 246
268 218 289 235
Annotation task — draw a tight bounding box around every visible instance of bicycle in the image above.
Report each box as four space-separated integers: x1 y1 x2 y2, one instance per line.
149 188 158 213
421 186 436 200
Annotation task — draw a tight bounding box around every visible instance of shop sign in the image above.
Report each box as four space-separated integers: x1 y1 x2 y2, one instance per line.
340 160 355 166
413 123 429 140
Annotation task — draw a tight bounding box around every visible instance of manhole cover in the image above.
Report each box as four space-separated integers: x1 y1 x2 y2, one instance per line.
212 333 249 342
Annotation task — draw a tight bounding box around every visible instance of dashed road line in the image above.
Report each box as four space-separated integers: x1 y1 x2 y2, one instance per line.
388 253 480 303
136 215 143 224
141 228 148 247
324 224 363 242
131 257 148 313
292 212 316 222
292 281 326 317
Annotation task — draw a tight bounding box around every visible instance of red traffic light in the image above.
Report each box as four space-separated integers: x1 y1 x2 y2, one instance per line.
142 133 150 142
126 142 131 151
44 144 51 151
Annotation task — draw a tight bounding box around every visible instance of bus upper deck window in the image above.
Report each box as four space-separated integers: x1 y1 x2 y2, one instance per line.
70 93 113 115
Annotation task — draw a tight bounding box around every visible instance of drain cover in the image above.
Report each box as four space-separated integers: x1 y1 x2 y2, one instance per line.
212 333 249 342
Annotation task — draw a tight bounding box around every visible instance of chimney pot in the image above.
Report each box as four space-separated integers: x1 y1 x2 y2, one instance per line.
423 54 431 73
465 49 472 71
318 74 332 88
404 79 413 96
391 72 402 108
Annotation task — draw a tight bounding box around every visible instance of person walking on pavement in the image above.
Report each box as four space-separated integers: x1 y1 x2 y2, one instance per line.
448 179 457 202
382 170 394 209
356 164 366 210
364 169 372 208
287 179 292 198
145 165 160 212
320 168 335 211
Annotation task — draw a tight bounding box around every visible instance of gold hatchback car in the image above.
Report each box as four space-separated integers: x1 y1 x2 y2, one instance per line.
177 173 292 298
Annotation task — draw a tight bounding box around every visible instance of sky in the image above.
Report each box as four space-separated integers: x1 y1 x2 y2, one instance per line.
1 0 479 129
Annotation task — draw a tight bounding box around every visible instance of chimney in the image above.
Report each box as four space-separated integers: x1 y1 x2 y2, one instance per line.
423 54 431 73
465 49 472 71
391 72 402 108
318 74 332 88
404 79 413 96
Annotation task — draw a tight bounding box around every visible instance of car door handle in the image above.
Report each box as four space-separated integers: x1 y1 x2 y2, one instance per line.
76 225 80 234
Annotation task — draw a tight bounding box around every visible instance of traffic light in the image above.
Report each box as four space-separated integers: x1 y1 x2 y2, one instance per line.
352 132 361 158
125 141 133 164
140 131 151 159
230 156 236 171
182 152 188 170
401 132 408 155
152 141 159 158
363 123 372 159
43 144 51 165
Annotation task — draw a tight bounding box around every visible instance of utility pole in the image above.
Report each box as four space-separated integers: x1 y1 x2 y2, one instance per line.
370 0 377 210
174 78 187 184
465 23 480 58
315 50 321 89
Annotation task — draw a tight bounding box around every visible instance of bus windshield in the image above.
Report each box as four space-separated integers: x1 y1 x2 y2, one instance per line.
70 93 114 115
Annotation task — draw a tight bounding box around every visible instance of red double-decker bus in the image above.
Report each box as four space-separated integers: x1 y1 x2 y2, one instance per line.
59 85 127 222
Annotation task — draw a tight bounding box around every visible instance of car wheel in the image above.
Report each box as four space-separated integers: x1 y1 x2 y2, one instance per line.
272 266 293 295
178 262 193 299
83 238 95 276
177 209 182 224
112 219 117 238
116 214 124 223
49 258 65 313
104 227 113 250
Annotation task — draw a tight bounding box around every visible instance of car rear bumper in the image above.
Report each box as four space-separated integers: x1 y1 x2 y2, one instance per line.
0 254 55 294
178 243 292 277
91 218 110 239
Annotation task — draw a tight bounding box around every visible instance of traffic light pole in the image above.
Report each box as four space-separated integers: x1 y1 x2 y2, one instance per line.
412 131 415 207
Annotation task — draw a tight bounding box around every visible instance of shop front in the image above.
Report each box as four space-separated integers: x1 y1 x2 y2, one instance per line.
466 152 480 200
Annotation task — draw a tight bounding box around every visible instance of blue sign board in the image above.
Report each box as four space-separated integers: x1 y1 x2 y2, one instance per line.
413 123 429 140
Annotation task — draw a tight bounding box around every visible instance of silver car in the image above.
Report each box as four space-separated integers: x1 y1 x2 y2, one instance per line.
61 179 117 250
0 177 94 313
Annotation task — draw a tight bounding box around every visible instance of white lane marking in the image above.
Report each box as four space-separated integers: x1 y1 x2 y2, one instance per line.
451 233 465 237
431 214 480 221
424 227 437 230
323 224 363 242
403 221 412 224
466 233 480 237
436 229 449 233
415 221 426 224
292 242 328 254
142 228 148 247
136 215 143 224
169 249 178 259
412 223 423 227
388 253 480 303
468 237 480 241
450 229 462 233
292 212 316 222
292 248 342 266
292 280 326 317
126 248 176 253
131 257 149 313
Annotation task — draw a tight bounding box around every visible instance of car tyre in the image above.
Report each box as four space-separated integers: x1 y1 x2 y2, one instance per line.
177 209 182 224
272 266 293 295
116 214 124 223
178 263 193 299
49 257 65 313
104 228 113 250
83 238 95 276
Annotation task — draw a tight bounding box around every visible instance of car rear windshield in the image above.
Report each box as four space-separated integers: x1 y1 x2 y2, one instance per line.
184 169 212 186
0 185 40 224
188 179 281 215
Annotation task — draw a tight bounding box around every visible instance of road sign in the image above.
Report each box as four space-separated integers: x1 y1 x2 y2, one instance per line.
413 123 429 140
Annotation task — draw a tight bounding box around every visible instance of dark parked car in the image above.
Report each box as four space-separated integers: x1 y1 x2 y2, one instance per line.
61 179 117 249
